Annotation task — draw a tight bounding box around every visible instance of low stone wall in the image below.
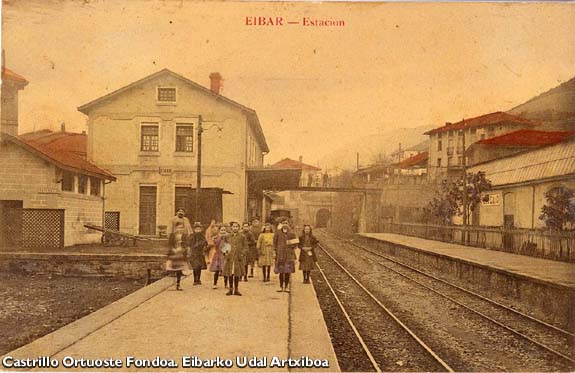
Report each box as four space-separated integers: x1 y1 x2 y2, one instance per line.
0 253 165 279
355 235 575 329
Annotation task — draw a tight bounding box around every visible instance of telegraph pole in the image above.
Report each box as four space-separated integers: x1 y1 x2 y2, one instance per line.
461 119 468 244
195 115 203 223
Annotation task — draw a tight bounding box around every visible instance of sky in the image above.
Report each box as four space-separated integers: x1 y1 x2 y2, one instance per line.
1 0 574 167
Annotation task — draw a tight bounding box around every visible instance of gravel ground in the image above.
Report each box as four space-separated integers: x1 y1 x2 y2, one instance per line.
0 273 144 355
317 232 573 372
310 270 377 372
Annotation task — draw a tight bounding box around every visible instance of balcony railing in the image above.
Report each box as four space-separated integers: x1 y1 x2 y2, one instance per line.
380 222 575 262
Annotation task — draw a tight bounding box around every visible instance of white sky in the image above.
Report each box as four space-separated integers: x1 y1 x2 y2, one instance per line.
2 0 574 166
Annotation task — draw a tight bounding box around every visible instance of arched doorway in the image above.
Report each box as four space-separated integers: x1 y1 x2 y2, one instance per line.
316 208 331 228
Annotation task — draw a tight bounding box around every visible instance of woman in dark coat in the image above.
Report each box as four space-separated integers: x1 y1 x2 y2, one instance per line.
189 222 209 285
299 225 318 284
273 220 298 293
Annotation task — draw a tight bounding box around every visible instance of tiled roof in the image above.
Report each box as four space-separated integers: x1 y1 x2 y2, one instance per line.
477 130 575 147
395 151 429 168
5 131 115 180
468 139 575 187
425 112 536 135
1 67 28 84
271 158 321 171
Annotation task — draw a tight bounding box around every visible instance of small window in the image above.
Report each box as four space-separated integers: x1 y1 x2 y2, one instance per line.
437 158 442 167
175 125 194 152
471 128 477 135
90 177 101 196
157 87 176 102
62 171 74 192
437 140 442 151
141 125 159 151
78 175 87 194
480 133 486 140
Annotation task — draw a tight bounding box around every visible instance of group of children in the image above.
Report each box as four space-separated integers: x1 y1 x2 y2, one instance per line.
165 209 319 295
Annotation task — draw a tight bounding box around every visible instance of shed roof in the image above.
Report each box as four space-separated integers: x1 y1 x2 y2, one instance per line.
477 129 575 147
271 158 321 171
468 139 575 187
395 151 429 169
1 67 28 86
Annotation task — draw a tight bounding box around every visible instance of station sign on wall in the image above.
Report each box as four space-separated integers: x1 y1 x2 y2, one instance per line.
481 193 501 206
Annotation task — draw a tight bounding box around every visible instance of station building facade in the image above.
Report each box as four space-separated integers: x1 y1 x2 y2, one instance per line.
78 69 269 235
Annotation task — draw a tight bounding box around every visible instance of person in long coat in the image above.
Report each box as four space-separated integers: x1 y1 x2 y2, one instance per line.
165 231 189 291
298 225 318 284
257 223 274 282
189 222 209 285
209 225 228 289
168 208 192 238
273 219 298 293
242 222 257 281
223 222 248 296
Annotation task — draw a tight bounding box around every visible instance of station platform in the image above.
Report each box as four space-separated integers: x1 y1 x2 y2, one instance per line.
1 266 340 372
357 233 575 327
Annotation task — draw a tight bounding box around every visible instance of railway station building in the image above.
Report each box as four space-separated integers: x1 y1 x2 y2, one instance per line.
79 69 300 235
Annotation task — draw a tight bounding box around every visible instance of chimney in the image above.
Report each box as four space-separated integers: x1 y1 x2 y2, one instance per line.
209 72 222 95
60 122 66 132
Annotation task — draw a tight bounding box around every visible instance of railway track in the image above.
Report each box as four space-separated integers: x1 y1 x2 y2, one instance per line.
315 230 575 371
315 241 455 372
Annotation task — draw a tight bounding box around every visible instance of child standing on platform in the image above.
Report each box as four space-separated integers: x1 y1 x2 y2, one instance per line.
209 225 228 289
189 222 209 285
299 225 318 284
257 223 274 282
223 222 248 296
242 222 257 281
273 219 298 293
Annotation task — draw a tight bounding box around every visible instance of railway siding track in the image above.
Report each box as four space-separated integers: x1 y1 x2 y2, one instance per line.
316 230 575 372
315 242 454 372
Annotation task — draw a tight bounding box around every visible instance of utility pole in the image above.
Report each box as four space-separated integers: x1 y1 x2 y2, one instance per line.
461 119 468 244
195 115 203 223
356 152 359 171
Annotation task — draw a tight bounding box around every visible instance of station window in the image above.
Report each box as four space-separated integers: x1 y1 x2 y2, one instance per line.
141 124 159 152
78 175 88 194
175 124 194 152
157 87 176 102
90 177 101 196
61 171 74 192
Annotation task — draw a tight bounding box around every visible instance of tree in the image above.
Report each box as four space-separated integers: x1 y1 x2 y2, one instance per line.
425 171 492 225
539 187 575 231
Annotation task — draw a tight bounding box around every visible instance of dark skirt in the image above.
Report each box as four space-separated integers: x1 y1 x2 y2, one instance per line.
190 254 207 271
209 251 223 272
299 252 315 271
274 260 295 274
246 245 258 265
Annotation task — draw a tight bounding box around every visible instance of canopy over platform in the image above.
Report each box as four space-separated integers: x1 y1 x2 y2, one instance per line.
247 168 303 193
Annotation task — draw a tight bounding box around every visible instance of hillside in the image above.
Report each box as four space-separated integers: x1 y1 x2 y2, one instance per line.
319 125 434 171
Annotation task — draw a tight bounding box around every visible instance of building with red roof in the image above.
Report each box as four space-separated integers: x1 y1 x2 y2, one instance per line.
425 111 537 180
0 67 115 248
466 129 575 166
271 157 323 187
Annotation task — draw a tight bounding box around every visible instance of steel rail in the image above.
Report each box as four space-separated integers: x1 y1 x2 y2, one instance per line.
317 243 455 373
338 233 574 338
315 261 382 372
320 232 575 364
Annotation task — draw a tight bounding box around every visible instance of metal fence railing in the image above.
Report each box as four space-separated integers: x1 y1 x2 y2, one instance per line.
381 222 575 262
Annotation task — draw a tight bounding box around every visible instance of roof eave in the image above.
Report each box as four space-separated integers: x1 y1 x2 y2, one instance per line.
4 135 116 181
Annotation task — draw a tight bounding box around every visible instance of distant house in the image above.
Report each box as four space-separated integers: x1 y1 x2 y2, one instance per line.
78 69 270 235
425 112 537 179
468 137 575 229
0 66 115 248
393 151 429 176
271 157 323 187
466 129 575 166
